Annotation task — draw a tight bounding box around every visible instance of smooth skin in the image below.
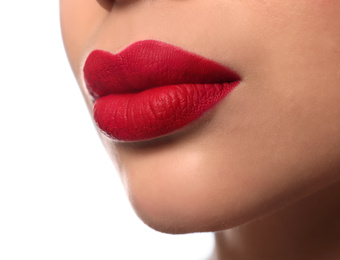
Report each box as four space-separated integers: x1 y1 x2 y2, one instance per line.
60 1 340 259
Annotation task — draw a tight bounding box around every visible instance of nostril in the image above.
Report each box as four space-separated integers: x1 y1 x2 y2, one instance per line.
96 0 114 11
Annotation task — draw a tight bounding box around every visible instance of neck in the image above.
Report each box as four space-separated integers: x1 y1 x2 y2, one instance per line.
211 180 340 260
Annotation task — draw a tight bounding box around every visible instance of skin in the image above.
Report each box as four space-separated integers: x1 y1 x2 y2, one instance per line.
60 0 340 259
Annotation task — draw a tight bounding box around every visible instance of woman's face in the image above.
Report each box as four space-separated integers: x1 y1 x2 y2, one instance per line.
60 0 340 234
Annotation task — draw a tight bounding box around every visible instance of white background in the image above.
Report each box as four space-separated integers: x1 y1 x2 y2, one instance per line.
0 1 213 259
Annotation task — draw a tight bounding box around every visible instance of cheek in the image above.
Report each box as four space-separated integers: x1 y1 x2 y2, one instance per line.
247 0 340 38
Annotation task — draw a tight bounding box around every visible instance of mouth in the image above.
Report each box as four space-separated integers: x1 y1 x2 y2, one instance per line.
83 40 240 142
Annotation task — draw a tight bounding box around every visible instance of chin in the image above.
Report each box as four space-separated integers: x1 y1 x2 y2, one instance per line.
114 146 338 235
117 161 286 235
126 187 239 234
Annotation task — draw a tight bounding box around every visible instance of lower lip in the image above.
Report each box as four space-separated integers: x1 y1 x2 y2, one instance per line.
93 81 239 142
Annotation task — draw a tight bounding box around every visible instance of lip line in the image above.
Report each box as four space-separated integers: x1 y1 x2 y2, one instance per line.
99 81 239 96
83 40 240 99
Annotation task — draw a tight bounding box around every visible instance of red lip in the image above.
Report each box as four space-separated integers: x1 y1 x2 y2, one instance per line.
83 40 240 142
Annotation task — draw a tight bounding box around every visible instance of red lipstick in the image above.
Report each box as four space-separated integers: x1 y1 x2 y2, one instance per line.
83 40 240 142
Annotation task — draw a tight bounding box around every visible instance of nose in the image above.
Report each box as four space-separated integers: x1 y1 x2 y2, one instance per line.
97 0 146 9
96 0 114 11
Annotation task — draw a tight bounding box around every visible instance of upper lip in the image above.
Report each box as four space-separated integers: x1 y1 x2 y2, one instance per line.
83 40 240 100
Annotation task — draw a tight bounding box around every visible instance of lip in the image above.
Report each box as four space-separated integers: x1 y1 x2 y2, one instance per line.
83 40 240 142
